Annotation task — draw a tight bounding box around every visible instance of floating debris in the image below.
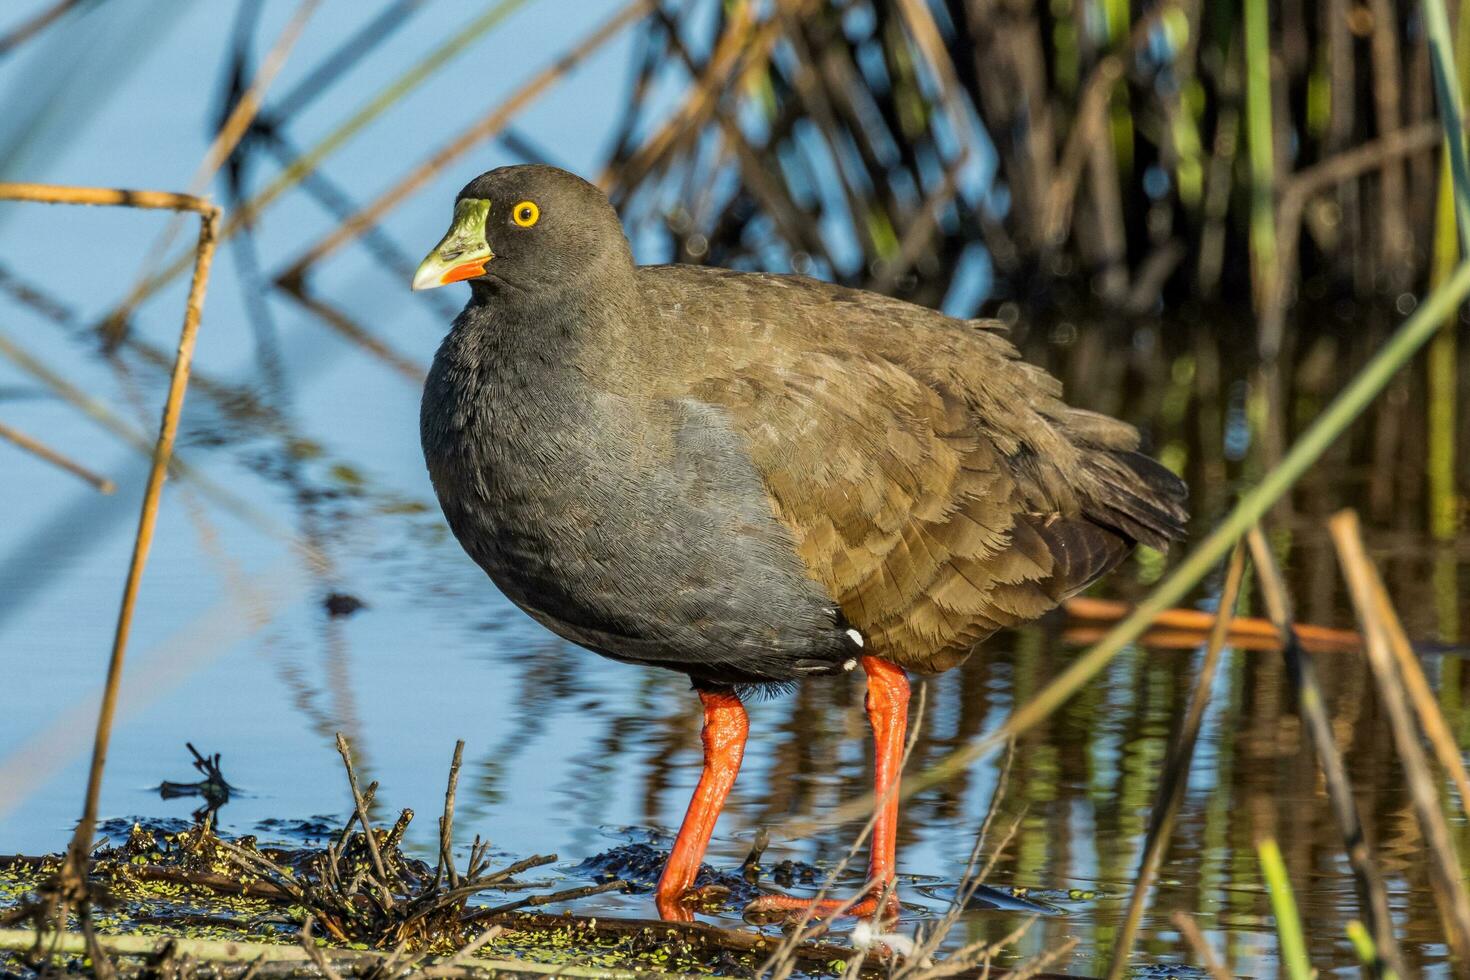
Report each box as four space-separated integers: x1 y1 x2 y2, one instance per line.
323 592 366 618
155 743 234 824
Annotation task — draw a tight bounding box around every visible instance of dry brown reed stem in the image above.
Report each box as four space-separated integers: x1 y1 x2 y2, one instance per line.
0 420 115 493
1169 911 1230 980
602 3 783 194
1060 624 1338 652
334 733 395 909
276 0 654 285
1041 1 1177 245
0 0 86 56
1103 541 1249 980
1328 510 1470 964
437 741 465 891
1258 122 1439 360
0 184 211 212
891 0 980 152
198 0 322 186
0 183 222 917
123 0 322 318
1244 525 1407 979
1362 548 1470 817
276 281 424 383
1365 0 1410 284
0 329 307 554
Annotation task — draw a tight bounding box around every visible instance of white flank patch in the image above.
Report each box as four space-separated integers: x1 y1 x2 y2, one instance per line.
846 628 864 647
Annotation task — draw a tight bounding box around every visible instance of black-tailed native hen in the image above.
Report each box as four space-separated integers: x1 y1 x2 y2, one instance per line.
413 165 1188 923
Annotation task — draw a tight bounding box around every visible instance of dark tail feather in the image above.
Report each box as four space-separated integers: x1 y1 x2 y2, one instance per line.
1083 451 1189 551
1024 514 1135 602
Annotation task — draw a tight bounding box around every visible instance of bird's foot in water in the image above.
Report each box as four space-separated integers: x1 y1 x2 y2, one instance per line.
742 886 901 926
656 884 732 922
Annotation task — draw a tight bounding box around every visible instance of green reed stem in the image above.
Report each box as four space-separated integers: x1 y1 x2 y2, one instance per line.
1243 0 1276 313
1424 0 1470 247
1258 838 1312 980
1346 920 1398 980
1422 0 1466 643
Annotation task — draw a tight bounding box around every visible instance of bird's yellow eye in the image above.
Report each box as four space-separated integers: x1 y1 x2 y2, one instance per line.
512 201 539 227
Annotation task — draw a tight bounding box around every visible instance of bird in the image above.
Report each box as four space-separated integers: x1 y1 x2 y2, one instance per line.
412 164 1188 924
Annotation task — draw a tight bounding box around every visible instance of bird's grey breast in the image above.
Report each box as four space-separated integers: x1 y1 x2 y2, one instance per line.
419 323 847 679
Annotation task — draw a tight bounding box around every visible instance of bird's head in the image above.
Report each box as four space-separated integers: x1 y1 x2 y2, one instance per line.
412 164 631 295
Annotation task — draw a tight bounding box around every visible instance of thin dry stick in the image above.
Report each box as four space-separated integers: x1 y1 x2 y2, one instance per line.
905 915 1037 980
1328 510 1470 964
1170 911 1230 980
124 0 322 305
1258 122 1438 360
437 740 465 891
275 281 424 383
1363 555 1470 819
0 185 223 908
0 184 211 211
893 740 1018 978
0 0 86 56
0 420 114 493
334 733 395 908
478 879 627 915
1104 540 1249 980
1245 526 1408 979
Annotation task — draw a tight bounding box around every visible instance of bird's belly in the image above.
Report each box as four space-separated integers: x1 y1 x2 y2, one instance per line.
424 410 849 683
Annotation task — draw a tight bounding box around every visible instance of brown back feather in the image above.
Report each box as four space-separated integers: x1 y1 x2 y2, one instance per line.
643 267 1189 673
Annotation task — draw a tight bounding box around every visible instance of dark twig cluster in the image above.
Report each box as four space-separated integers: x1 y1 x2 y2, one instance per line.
203 737 626 951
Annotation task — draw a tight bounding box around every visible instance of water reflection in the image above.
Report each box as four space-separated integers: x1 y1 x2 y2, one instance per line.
505 626 1468 976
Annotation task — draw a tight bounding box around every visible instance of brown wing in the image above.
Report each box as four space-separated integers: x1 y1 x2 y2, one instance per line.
670 272 1187 674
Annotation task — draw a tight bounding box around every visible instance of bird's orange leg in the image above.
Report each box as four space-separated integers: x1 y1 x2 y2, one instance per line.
745 656 908 923
655 689 748 921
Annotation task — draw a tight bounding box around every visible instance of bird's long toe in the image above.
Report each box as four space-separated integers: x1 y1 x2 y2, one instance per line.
742 888 901 926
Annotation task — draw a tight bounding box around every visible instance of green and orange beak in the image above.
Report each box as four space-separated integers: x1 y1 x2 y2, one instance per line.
412 198 493 290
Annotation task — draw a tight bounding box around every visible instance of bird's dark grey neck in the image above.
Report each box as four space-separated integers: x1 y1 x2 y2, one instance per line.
456 264 642 374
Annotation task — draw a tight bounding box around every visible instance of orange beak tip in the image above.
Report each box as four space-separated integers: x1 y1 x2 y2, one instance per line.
440 261 487 285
